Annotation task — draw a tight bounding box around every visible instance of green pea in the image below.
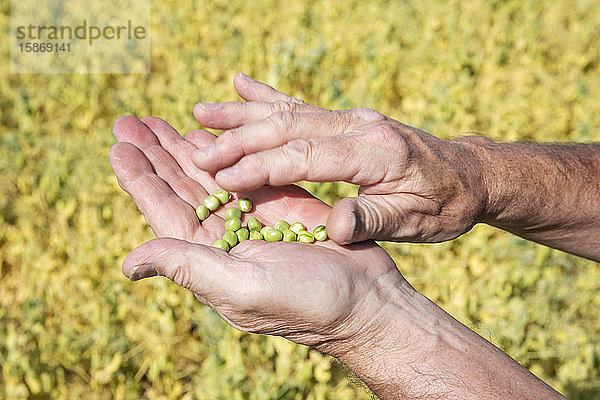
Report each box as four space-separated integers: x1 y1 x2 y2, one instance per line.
225 217 242 231
313 225 328 241
236 228 250 242
224 207 242 220
247 217 262 232
214 189 231 205
260 226 273 237
249 230 264 240
204 195 221 211
290 222 305 234
298 231 315 243
274 220 290 231
195 204 210 220
212 239 230 251
222 231 238 247
238 197 252 212
282 229 297 242
265 228 283 242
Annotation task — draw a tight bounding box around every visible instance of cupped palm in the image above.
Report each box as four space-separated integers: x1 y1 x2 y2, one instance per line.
109 116 403 348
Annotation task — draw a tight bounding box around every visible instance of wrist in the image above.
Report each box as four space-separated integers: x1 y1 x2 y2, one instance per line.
317 272 437 398
450 135 506 224
450 138 600 260
317 261 565 400
320 276 416 359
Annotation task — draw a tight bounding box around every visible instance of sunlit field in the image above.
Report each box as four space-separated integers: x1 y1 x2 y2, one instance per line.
1 0 599 398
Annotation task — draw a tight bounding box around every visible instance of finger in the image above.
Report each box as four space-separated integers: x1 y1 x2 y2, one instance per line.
112 116 209 208
327 194 440 245
193 100 323 130
185 129 216 148
192 109 383 173
213 135 388 191
109 142 202 240
137 118 233 237
123 238 251 302
233 72 313 104
187 130 328 229
140 117 221 195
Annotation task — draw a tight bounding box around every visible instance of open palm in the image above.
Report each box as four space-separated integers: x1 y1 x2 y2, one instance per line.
109 115 404 349
109 76 570 400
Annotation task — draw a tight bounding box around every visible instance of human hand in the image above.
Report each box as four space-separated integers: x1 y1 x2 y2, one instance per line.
192 73 489 244
109 116 565 400
109 115 406 350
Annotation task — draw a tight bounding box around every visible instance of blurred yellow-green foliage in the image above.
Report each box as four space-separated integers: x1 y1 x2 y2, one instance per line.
1 0 600 398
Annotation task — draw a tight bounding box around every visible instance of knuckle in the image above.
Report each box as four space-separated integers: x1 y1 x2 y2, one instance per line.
239 153 262 172
369 122 397 142
268 110 295 130
216 129 238 150
365 122 409 154
285 138 313 162
362 200 389 237
269 100 299 113
169 263 194 289
283 138 313 177
342 197 391 242
287 95 306 104
352 107 385 123
327 109 352 132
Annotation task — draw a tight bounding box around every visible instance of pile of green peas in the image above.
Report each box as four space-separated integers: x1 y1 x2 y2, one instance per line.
196 190 328 252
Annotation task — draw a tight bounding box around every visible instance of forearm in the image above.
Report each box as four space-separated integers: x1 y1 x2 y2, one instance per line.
458 137 600 261
323 280 565 400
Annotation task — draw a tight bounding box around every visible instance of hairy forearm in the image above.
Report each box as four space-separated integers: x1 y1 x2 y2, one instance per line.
324 280 565 400
457 137 600 261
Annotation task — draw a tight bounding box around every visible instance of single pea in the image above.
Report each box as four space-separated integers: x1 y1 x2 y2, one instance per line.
224 207 242 220
214 189 231 205
290 222 305 234
247 217 262 232
282 229 297 242
260 226 273 237
225 217 242 231
222 231 238 247
195 204 210 220
212 239 230 251
204 195 221 211
249 230 264 240
298 231 315 243
238 197 252 212
274 220 290 231
313 225 328 241
236 227 250 242
265 228 284 242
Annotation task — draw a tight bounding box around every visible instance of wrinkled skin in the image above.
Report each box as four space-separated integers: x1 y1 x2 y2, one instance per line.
191 73 489 245
109 115 407 350
109 76 568 400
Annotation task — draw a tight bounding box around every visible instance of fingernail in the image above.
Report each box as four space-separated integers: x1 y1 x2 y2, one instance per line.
240 72 255 81
218 164 240 178
130 264 158 281
196 102 222 111
195 143 214 156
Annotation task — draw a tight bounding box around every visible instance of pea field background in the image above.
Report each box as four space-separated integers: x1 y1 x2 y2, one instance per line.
1 0 600 398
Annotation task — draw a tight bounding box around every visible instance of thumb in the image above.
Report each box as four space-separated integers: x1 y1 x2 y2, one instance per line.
327 195 402 245
122 237 237 296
